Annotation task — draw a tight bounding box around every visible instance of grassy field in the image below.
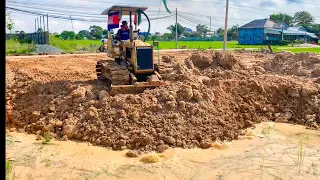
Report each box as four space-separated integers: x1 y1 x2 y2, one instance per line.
49 36 101 52
6 39 36 55
6 37 320 55
49 37 280 51
274 47 320 54
150 41 280 49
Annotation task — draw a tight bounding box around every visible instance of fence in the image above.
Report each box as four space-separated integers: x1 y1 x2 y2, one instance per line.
6 31 49 44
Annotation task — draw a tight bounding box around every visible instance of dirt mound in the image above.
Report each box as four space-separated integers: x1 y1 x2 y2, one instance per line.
5 51 320 154
262 52 320 77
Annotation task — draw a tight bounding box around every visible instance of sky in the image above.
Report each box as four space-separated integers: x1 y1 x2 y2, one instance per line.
6 0 320 34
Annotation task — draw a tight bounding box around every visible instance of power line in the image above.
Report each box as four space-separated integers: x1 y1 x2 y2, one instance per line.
6 6 174 21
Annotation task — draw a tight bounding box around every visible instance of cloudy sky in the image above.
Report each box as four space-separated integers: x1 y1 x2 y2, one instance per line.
6 0 320 34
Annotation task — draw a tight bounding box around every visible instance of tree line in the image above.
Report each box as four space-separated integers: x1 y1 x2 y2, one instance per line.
160 10 320 41
6 10 319 41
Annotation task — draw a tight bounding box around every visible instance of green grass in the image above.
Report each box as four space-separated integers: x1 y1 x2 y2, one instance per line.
8 36 320 55
42 132 51 144
6 39 36 55
6 161 13 179
49 36 101 52
276 47 320 54
148 41 284 50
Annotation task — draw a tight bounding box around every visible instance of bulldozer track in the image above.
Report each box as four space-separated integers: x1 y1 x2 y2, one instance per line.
96 60 130 85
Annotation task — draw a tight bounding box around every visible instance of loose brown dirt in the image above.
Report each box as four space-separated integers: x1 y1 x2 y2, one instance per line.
5 51 320 154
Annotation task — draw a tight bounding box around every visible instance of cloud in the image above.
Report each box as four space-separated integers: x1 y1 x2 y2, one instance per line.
7 0 320 34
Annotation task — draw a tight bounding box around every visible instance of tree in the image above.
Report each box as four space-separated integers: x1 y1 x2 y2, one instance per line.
270 13 294 26
61 31 76 40
75 34 84 40
216 27 224 37
196 24 209 35
151 35 159 41
161 33 175 40
167 23 185 37
78 30 90 38
189 32 202 38
227 25 239 39
294 11 314 27
102 29 108 36
6 12 14 33
89 25 103 39
305 24 320 36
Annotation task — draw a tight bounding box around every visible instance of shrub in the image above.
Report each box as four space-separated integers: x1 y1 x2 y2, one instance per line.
280 40 289 46
19 38 32 44
11 35 18 41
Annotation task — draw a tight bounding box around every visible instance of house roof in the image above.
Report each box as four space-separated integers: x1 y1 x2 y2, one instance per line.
239 19 283 29
287 26 307 32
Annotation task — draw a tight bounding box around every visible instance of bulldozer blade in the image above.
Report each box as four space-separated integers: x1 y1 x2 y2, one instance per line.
109 81 169 95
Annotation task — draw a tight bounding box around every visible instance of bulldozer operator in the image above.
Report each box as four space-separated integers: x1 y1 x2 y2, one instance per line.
115 21 130 59
116 21 130 41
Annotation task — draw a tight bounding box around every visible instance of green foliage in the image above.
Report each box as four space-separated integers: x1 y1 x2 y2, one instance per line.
167 23 185 36
280 40 289 46
102 29 108 35
75 34 84 40
297 143 306 173
294 39 301 44
216 27 224 37
42 132 52 144
6 161 12 179
90 25 104 39
196 24 209 35
305 24 320 36
61 31 76 40
49 36 101 52
161 33 175 41
294 11 314 27
11 35 18 41
6 39 36 55
78 30 90 38
151 35 159 41
227 25 239 39
6 12 14 33
270 13 294 26
19 38 32 44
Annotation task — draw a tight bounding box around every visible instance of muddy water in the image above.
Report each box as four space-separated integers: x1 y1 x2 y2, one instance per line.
6 122 320 180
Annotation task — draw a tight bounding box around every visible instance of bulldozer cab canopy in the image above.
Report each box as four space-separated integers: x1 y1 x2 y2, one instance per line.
101 5 148 15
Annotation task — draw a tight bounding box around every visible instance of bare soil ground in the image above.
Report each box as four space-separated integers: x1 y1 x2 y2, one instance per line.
6 51 320 154
6 122 320 180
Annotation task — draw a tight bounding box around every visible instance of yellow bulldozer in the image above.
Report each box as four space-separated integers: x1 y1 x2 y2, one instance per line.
96 5 164 94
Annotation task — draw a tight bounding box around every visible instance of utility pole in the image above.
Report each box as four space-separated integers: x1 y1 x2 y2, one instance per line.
175 8 178 49
35 18 36 32
209 16 211 42
43 15 45 31
47 13 49 32
40 16 42 31
223 0 229 51
37 17 39 32
70 15 74 32
210 16 211 32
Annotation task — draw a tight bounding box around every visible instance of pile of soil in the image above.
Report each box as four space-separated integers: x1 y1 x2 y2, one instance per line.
261 52 320 78
5 50 320 154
